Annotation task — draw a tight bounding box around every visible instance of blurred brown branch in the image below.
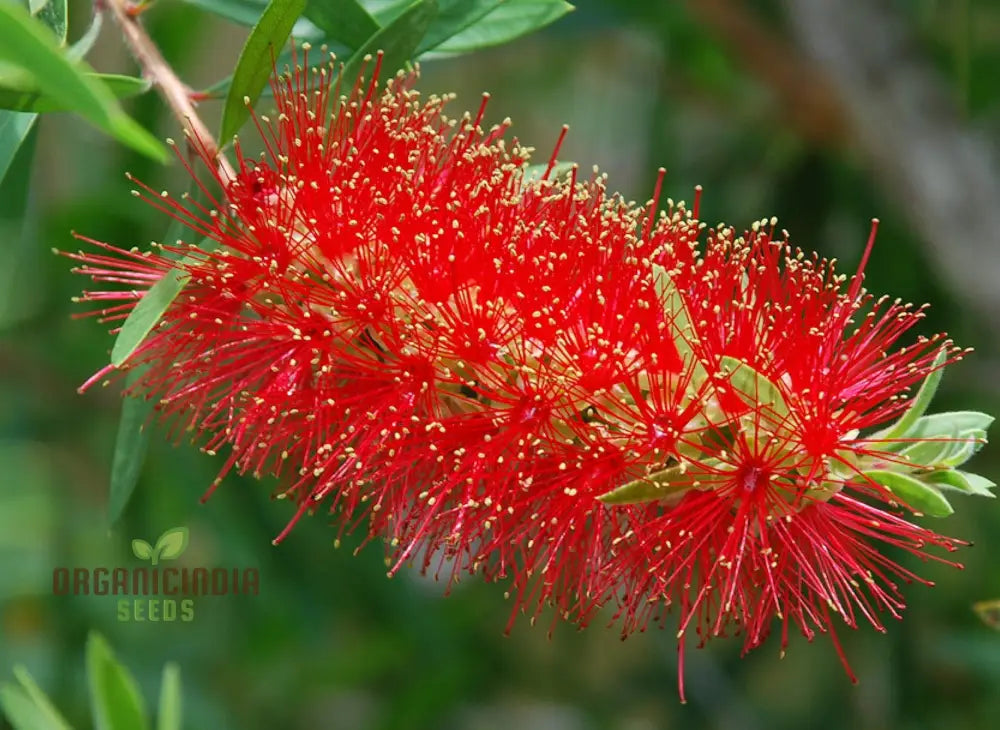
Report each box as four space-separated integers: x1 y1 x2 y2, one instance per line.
779 0 1000 337
685 0 1000 344
684 0 849 148
104 0 235 180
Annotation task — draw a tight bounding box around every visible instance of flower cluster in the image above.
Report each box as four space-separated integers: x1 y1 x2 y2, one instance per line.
67 52 993 699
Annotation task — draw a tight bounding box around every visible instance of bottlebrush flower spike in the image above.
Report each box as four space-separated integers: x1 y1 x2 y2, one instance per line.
597 218 994 699
66 50 677 620
66 51 994 700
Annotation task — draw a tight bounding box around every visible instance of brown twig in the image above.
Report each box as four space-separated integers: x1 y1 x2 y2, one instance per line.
103 0 236 180
684 0 849 148
782 0 1000 343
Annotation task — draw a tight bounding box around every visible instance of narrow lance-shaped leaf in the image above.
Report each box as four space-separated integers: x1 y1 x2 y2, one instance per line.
220 0 308 142
0 123 39 328
954 471 996 496
599 460 728 505
304 0 380 49
110 268 187 366
111 237 215 366
3 666 72 730
86 633 149 730
523 159 575 182
201 45 304 100
861 469 954 517
366 0 415 26
652 264 697 358
718 356 790 418
180 0 322 37
107 224 214 521
0 2 165 161
897 436 962 471
201 0 437 102
0 73 151 113
892 410 994 441
108 366 154 525
33 0 67 42
923 469 996 498
875 348 948 442
940 429 987 468
339 0 438 89
0 110 36 185
599 464 695 505
156 664 182 730
427 0 573 55
416 0 502 54
896 425 988 470
0 683 65 730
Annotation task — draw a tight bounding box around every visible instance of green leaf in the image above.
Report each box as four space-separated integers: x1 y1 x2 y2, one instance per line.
0 73 151 113
305 0 381 48
0 684 65 730
3 667 72 730
430 0 572 55
960 471 997 496
110 226 217 367
876 348 948 442
108 367 154 525
523 159 575 183
201 46 301 100
719 356 789 418
598 461 726 505
181 0 322 37
923 469 996 498
940 429 987 468
891 411 994 442
892 425 986 471
131 539 153 561
652 264 699 359
0 2 166 161
181 0 278 25
154 527 189 562
220 0 308 142
33 0 67 43
111 268 186 367
897 437 962 470
339 0 437 89
366 0 412 26
86 633 149 730
204 0 434 101
156 664 182 730
0 110 37 185
861 469 954 517
417 0 501 53
0 121 39 329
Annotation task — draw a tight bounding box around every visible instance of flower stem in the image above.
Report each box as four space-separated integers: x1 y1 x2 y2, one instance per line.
103 0 236 180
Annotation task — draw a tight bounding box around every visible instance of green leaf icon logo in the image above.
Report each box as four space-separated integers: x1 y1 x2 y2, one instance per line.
131 539 153 561
153 527 189 565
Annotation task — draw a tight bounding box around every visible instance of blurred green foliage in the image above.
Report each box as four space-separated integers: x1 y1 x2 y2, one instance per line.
2 0 1000 728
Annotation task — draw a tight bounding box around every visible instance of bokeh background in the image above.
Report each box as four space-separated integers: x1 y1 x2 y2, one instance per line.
3 0 1000 728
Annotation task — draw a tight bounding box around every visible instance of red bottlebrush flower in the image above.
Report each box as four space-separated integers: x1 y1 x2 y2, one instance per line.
67 51 993 700
67 52 688 620
595 218 988 700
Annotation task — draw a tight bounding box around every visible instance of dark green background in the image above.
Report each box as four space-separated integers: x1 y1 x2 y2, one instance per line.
2 1 999 728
